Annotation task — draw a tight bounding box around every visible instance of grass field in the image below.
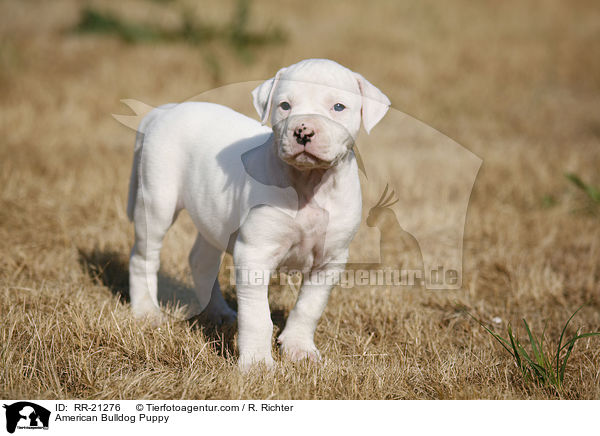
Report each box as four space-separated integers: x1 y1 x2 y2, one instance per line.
1 0 599 399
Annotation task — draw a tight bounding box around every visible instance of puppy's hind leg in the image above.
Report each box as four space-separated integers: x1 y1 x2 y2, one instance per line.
129 193 178 324
189 233 237 324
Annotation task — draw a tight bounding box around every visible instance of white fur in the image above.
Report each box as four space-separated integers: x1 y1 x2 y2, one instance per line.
127 59 390 370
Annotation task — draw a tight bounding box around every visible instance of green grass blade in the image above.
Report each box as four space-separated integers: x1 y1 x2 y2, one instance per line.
507 324 523 370
540 321 548 356
565 173 600 203
556 305 585 381
523 319 544 367
514 340 547 381
565 173 587 190
560 331 600 351
559 334 578 383
559 332 600 383
464 311 514 356
540 321 554 381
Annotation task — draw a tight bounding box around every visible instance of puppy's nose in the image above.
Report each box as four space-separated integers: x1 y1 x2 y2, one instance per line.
293 123 315 146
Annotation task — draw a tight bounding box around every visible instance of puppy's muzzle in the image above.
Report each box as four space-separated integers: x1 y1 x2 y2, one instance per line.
273 114 355 170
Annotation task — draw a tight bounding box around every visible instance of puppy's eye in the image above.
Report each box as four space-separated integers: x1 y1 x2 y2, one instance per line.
279 102 291 110
333 103 346 112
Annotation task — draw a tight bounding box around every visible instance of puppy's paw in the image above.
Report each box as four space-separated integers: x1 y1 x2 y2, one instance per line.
131 301 167 327
278 336 321 363
238 353 275 372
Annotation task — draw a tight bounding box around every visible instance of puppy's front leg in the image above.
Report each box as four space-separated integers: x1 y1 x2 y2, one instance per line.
233 236 282 371
278 252 348 362
235 269 274 370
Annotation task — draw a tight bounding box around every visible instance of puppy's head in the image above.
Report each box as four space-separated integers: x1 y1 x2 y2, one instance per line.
252 59 390 170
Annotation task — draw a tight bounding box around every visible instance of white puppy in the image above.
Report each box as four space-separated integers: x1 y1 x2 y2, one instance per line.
127 59 390 369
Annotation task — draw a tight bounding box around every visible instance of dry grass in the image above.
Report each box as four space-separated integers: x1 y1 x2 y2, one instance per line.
1 0 600 399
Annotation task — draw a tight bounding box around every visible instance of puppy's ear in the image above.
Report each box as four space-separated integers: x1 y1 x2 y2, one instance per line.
355 73 391 134
252 67 286 124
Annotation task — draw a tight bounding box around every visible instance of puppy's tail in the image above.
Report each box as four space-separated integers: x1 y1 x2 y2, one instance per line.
126 130 144 222
123 102 176 222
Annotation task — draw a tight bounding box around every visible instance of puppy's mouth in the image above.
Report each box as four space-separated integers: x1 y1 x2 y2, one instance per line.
286 150 332 169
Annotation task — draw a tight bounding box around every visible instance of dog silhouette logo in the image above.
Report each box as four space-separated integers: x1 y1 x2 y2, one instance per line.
2 402 50 433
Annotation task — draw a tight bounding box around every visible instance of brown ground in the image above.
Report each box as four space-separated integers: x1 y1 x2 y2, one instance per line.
1 0 599 399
